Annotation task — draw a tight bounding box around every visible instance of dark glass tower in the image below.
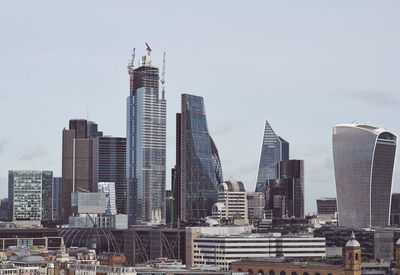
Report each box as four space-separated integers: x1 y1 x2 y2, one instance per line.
93 136 126 214
174 94 223 223
267 159 304 218
52 177 62 224
126 51 166 224
255 120 289 192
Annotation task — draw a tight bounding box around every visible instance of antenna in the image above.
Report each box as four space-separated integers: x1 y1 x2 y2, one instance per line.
145 42 152 56
161 51 166 99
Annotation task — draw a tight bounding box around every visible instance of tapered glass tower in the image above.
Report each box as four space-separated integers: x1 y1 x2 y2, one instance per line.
126 48 166 225
333 124 397 227
173 94 223 222
255 120 289 192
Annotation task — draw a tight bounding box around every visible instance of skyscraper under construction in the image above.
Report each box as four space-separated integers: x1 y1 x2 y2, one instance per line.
126 45 166 225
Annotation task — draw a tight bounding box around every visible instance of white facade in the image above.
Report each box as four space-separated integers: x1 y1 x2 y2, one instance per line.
193 234 325 270
212 180 248 224
97 182 117 215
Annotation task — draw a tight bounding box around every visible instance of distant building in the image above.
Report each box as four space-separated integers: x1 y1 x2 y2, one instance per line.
174 94 223 223
93 136 126 214
61 119 103 224
126 48 166 225
317 197 337 222
255 120 289 192
267 160 304 218
52 177 62 224
247 192 265 223
333 124 397 227
212 179 248 224
0 198 8 221
8 170 53 222
391 193 400 225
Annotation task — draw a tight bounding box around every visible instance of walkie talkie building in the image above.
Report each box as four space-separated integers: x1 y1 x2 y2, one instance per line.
332 124 397 228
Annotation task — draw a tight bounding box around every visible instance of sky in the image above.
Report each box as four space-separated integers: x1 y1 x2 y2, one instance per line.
1 1 400 213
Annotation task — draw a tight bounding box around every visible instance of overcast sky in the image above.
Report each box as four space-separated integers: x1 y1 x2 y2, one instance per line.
1 1 400 213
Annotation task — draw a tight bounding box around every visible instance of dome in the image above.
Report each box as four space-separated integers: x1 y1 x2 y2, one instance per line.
346 231 360 247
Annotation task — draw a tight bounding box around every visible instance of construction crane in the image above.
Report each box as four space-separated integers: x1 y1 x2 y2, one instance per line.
145 42 152 56
161 51 166 99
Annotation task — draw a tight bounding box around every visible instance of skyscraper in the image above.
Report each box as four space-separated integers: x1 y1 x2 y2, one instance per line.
8 170 53 222
333 124 397 227
174 94 223 223
255 120 289 192
266 159 304 218
61 119 102 224
93 136 126 214
126 47 166 224
52 177 62 224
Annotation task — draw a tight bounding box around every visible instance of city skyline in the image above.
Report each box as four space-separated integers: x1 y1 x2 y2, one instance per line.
1 1 400 213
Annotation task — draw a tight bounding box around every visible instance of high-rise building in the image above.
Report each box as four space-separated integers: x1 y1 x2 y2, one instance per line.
52 177 62 223
126 48 166 224
391 193 400 225
316 197 337 222
267 159 305 218
333 124 397 227
247 192 265 223
0 198 9 221
255 120 289 192
61 119 103 224
174 94 223 223
93 136 126 214
8 170 53 222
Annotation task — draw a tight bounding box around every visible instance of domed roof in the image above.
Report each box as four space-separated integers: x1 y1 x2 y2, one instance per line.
346 231 360 247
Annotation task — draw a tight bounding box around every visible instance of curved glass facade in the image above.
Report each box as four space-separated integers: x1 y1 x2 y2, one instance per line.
255 121 289 192
174 94 223 222
333 124 397 227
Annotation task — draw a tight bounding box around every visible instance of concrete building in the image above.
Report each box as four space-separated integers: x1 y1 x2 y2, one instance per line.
332 124 397 227
97 182 117 215
317 198 337 222
212 179 248 224
247 192 265 223
8 170 53 222
193 233 325 270
126 46 166 225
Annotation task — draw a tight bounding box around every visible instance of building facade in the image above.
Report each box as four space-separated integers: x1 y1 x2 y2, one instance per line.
62 119 103 224
93 136 126 214
332 124 397 227
193 234 325 270
0 198 8 221
247 192 265 223
8 170 53 222
255 120 289 192
97 182 117 215
174 94 223 223
126 50 166 224
391 193 400 226
212 179 248 224
317 197 337 222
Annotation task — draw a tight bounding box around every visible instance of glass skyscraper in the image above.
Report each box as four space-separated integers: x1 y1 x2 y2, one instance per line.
52 177 62 223
174 94 223 222
8 170 53 222
255 120 289 192
126 51 166 224
333 124 397 227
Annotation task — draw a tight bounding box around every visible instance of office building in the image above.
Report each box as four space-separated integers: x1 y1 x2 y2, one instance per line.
93 136 126 214
97 182 117 215
126 47 166 225
212 179 248 224
317 197 337 222
255 120 289 192
193 233 325 270
332 124 397 227
62 119 103 224
8 170 53 222
174 94 223 223
247 192 265 223
0 198 8 221
267 159 305 218
391 193 400 225
52 177 62 224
